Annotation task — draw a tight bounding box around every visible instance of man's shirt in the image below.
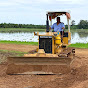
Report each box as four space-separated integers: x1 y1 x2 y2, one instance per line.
51 22 65 32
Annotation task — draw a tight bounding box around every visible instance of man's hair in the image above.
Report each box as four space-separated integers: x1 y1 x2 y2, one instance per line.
57 17 60 20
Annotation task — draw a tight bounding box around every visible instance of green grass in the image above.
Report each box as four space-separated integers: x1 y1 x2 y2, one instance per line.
0 28 88 33
0 28 45 33
0 49 27 56
69 43 88 48
0 49 28 63
71 29 88 33
0 40 38 45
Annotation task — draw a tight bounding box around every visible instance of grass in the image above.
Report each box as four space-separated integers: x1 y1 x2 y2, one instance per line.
0 28 45 33
0 28 88 33
0 49 27 56
71 29 88 33
0 40 38 45
0 49 28 64
69 43 88 48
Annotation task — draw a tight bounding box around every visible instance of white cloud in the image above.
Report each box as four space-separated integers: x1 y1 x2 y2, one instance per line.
0 0 88 24
55 0 85 4
0 2 18 6
0 0 87 7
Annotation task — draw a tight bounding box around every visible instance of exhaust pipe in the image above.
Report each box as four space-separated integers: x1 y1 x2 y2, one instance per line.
46 14 49 32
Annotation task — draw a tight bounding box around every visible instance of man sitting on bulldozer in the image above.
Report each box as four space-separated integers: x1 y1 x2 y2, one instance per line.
50 17 65 42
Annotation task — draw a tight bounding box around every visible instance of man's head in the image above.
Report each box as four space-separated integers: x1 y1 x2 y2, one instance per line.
57 17 60 23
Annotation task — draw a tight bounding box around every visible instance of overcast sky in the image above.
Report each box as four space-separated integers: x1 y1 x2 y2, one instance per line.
0 0 88 25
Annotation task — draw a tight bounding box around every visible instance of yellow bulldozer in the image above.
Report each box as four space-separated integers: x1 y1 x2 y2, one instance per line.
6 11 75 75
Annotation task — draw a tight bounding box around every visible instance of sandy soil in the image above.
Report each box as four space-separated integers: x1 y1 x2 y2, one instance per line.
0 44 88 88
0 44 37 52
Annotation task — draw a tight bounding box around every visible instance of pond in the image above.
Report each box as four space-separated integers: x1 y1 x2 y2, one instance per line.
0 32 88 44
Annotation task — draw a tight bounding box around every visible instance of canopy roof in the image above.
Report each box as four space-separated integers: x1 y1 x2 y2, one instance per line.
47 11 71 20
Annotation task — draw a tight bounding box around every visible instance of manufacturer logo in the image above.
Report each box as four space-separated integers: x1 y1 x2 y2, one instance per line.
40 36 52 38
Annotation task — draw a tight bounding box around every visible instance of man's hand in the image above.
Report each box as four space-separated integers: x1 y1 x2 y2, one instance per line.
49 27 52 32
62 27 65 29
49 27 51 31
49 27 51 29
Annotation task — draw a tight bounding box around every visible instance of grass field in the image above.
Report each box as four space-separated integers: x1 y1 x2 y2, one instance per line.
0 28 45 33
0 28 88 33
69 43 88 48
0 40 38 45
0 49 27 63
0 49 27 56
71 29 88 32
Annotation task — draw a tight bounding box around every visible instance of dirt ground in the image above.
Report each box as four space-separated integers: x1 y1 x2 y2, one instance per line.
0 44 37 52
0 44 88 88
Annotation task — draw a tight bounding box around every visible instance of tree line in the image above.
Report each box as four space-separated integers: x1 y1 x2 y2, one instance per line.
0 20 88 29
0 23 46 29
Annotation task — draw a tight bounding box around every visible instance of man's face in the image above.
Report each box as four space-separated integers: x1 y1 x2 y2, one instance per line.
57 18 60 23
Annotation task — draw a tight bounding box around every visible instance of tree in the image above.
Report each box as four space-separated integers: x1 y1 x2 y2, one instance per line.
78 20 88 29
71 20 75 26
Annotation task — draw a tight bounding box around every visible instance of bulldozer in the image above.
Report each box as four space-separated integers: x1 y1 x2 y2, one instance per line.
6 11 75 75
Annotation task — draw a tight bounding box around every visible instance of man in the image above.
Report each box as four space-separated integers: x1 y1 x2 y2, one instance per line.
50 17 65 42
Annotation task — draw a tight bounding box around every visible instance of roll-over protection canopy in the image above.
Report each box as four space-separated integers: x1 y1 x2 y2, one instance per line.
47 11 71 21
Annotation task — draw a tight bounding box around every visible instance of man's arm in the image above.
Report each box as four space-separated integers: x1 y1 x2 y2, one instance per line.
62 27 65 29
49 23 54 31
49 27 52 32
62 23 65 30
49 27 51 29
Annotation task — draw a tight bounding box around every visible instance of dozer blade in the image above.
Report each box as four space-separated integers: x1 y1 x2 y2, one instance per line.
6 57 73 75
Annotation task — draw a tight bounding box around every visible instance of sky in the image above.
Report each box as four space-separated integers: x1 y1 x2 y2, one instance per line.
0 0 88 25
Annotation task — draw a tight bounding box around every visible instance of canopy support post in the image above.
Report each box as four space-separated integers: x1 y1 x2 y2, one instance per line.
67 19 70 32
46 14 49 32
50 15 52 26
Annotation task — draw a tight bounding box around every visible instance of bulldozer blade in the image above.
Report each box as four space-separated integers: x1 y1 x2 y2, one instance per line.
6 57 73 75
